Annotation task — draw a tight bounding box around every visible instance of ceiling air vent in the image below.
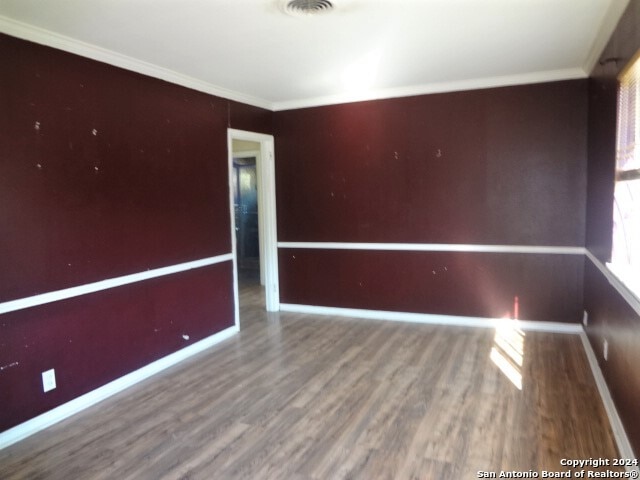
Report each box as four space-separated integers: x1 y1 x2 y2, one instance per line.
284 0 334 17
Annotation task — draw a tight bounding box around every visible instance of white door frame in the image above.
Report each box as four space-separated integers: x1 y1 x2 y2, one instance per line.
227 129 279 317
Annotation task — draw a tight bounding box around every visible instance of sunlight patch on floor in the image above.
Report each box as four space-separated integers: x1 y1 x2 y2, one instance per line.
490 309 525 390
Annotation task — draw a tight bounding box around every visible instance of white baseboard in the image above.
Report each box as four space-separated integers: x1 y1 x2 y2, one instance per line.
579 331 638 468
0 325 239 450
279 303 583 334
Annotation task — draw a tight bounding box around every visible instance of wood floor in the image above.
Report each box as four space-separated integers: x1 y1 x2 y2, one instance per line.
0 282 621 479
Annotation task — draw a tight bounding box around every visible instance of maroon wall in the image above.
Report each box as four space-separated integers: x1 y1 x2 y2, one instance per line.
585 0 640 455
0 264 234 433
0 34 272 432
279 249 584 323
275 81 588 322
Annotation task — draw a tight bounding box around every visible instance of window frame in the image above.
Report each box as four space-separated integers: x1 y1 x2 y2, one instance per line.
607 50 640 302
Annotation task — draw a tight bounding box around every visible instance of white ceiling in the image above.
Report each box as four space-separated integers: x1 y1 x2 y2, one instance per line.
0 0 630 110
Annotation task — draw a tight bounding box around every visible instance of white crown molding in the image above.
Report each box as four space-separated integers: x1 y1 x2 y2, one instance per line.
0 15 274 111
272 68 587 111
582 0 631 75
0 14 592 113
0 325 239 450
277 242 586 255
0 253 233 315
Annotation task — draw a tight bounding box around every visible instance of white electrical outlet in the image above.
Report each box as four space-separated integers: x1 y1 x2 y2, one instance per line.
603 339 609 361
583 310 588 327
42 369 56 392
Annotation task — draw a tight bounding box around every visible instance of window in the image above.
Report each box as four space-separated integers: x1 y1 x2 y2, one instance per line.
609 52 640 299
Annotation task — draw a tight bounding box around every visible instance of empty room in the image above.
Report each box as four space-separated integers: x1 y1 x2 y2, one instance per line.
1 0 639 478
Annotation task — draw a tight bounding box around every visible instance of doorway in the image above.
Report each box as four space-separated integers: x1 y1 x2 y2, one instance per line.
227 129 279 325
232 144 260 285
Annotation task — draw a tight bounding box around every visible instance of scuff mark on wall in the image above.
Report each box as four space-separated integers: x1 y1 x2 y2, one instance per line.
0 362 19 372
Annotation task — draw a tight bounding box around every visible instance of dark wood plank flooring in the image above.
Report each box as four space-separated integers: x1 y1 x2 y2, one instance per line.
0 282 621 479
